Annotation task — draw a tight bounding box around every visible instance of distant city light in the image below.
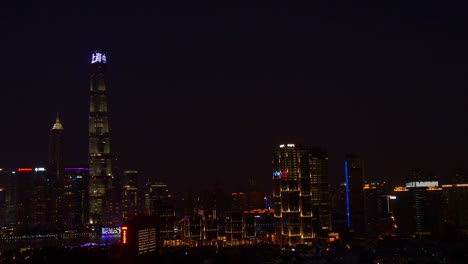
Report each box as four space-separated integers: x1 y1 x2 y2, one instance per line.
34 167 46 172
64 168 88 171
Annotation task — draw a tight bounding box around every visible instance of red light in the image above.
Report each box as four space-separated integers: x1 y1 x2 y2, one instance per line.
17 168 33 172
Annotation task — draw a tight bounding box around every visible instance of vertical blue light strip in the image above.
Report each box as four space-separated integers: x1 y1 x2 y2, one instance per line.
344 160 351 229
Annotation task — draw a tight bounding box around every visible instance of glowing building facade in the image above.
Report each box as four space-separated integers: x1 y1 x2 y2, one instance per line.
272 144 331 246
88 50 113 226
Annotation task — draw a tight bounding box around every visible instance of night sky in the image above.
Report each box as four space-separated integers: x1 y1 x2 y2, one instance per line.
0 1 467 197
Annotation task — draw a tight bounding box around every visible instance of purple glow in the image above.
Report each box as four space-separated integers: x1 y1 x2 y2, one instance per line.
64 168 88 171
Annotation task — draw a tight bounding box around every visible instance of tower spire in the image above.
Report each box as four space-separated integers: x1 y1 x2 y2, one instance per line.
52 112 64 130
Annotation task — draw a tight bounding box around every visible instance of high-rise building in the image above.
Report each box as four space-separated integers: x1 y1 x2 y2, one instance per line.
88 50 113 226
0 169 16 230
344 154 365 234
363 183 380 237
394 180 445 237
122 170 140 222
47 114 65 231
14 167 47 233
63 168 89 230
272 143 331 246
441 172 468 235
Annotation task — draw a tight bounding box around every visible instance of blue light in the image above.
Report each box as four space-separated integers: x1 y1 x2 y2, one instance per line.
273 171 282 178
344 160 351 229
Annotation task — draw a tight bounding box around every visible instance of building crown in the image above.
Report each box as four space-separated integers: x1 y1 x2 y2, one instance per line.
52 113 64 130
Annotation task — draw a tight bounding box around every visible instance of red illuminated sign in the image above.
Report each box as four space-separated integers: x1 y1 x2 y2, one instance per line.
17 168 33 172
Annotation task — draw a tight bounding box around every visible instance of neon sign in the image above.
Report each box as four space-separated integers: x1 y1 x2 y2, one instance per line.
17 168 33 172
102 227 121 236
121 226 127 244
91 52 107 64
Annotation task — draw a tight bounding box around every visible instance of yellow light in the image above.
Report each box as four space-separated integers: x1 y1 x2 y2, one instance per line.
122 226 127 244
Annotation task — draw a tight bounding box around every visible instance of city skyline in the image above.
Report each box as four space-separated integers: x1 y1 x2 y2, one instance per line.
1 2 467 197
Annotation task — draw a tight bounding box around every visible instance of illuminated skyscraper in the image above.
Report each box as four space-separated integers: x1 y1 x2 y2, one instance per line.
272 144 331 246
344 154 365 234
88 50 112 226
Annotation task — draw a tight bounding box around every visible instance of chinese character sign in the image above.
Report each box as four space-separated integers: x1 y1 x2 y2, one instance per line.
91 52 107 64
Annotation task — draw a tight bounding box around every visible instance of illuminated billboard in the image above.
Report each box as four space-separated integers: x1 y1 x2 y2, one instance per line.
101 227 121 236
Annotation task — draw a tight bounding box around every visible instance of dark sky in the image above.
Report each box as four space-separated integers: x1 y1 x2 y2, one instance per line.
0 1 467 197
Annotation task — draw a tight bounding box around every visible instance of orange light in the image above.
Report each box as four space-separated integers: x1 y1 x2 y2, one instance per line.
17 168 33 172
122 226 127 244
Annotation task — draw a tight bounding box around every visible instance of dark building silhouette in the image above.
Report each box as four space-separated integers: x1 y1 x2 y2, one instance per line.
363 182 380 237
394 180 445 237
331 182 347 233
47 114 65 231
63 168 89 230
0 169 16 230
88 50 113 226
122 170 140 223
441 172 468 235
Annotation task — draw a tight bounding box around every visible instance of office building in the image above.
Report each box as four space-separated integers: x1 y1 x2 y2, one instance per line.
63 168 89 230
272 143 331 246
0 169 16 230
122 170 140 222
394 181 445 237
344 154 365 235
88 50 113 226
47 114 65 231
441 182 468 234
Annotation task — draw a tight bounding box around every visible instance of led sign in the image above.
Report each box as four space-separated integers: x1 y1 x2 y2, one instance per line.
273 171 282 178
102 227 121 236
121 226 127 244
405 181 438 188
91 52 107 64
17 168 33 172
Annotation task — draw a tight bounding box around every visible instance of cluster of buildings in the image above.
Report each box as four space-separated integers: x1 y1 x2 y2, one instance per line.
1 51 468 257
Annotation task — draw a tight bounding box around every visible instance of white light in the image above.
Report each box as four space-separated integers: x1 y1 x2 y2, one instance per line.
287 144 295 147
34 167 46 172
405 181 438 188
279 144 285 148
91 52 107 64
389 196 396 200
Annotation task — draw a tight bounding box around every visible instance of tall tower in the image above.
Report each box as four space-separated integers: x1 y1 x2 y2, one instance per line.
272 143 331 246
47 114 65 230
88 50 112 226
344 154 365 234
